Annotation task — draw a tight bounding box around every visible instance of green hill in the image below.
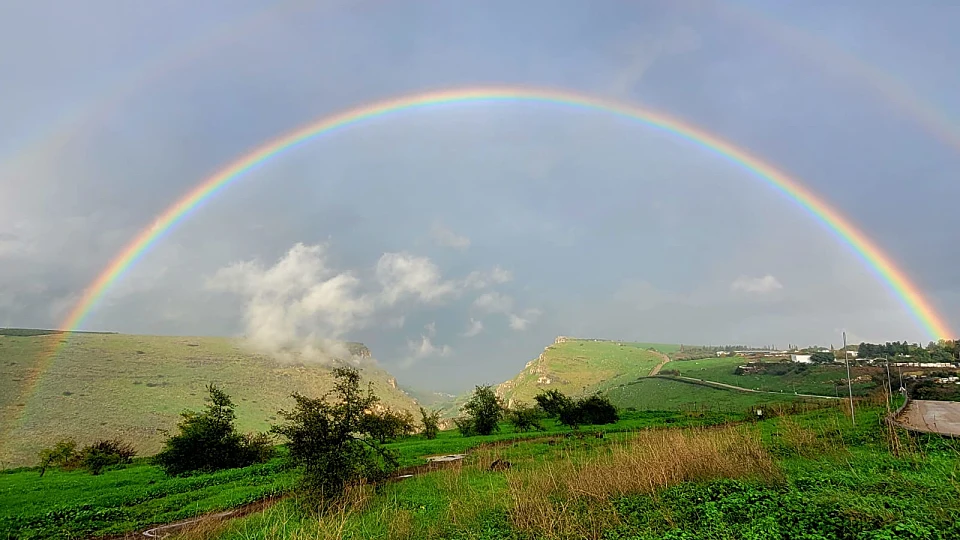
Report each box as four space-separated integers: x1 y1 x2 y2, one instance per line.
495 337 680 406
0 330 416 468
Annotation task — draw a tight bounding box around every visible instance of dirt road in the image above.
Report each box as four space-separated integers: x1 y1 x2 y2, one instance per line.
648 352 672 376
896 400 960 437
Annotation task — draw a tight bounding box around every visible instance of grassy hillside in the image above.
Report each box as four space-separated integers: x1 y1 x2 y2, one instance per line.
0 331 416 468
495 337 678 406
606 377 805 411
661 356 882 397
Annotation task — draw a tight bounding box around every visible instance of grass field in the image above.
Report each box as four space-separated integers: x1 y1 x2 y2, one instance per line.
662 356 881 397
495 338 676 406
0 331 416 468
0 410 738 539
174 405 960 539
606 377 807 411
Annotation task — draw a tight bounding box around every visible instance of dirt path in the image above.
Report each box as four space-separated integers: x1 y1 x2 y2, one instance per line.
648 352 672 376
896 399 960 437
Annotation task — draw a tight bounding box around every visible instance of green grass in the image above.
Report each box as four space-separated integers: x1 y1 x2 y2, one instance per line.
200 404 960 540
0 411 734 539
606 377 807 411
496 338 675 406
0 332 416 468
0 455 296 539
662 356 880 397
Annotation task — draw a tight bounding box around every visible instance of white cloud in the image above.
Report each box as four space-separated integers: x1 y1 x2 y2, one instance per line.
387 315 406 328
430 222 471 250
508 308 543 331
461 317 483 337
464 266 514 289
424 321 436 336
730 275 784 294
376 252 459 305
206 243 375 363
406 334 453 363
473 291 515 314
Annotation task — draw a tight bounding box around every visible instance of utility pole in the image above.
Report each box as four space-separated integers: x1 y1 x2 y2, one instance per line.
885 355 893 412
843 331 856 424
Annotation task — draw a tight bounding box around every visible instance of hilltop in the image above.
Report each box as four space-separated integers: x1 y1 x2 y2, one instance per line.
495 336 680 406
0 330 416 468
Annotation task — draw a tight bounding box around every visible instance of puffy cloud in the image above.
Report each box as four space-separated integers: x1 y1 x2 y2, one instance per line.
376 252 460 305
430 222 471 250
473 291 515 314
206 243 375 364
464 266 513 289
508 308 543 331
730 275 784 294
405 334 453 366
461 317 484 337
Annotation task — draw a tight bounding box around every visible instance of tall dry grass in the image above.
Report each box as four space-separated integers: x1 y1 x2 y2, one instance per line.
505 426 781 540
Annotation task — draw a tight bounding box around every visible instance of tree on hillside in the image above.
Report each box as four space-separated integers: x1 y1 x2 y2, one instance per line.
419 407 441 439
557 393 619 428
534 389 572 417
154 384 273 475
271 367 399 501
459 385 504 436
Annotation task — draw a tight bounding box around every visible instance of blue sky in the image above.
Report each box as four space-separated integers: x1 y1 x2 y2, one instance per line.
1 1 958 391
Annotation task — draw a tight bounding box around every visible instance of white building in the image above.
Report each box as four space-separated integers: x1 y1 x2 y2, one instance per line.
791 354 812 364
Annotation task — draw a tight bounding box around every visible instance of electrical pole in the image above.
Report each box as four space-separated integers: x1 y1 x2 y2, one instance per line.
843 331 856 424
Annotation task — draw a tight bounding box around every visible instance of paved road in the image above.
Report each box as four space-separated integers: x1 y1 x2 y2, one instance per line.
897 400 960 436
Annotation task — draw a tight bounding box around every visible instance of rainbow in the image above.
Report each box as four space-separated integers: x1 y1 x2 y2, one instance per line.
54 86 952 342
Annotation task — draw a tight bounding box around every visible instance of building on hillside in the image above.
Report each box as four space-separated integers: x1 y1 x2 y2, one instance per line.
790 354 812 364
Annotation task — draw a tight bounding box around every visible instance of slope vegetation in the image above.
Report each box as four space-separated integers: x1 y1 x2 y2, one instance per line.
495 337 678 406
0 330 416 468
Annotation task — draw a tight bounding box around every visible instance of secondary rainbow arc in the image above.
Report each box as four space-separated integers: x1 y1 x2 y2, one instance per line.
58 86 953 343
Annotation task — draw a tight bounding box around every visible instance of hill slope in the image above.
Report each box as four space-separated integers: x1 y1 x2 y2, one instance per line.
0 330 416 468
495 337 680 406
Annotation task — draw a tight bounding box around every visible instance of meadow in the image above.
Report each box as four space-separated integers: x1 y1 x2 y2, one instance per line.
0 410 739 539
661 356 881 397
0 331 414 468
181 403 958 539
606 377 808 411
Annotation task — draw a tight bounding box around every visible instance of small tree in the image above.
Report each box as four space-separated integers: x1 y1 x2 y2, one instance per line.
271 367 398 502
362 408 415 443
462 385 504 436
38 439 78 477
76 439 136 475
453 416 475 437
507 401 544 432
534 389 572 417
419 407 441 439
154 384 271 475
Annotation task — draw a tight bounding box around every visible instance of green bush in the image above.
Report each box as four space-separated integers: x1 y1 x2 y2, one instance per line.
534 389 572 417
75 439 136 475
154 384 272 475
507 402 545 432
37 439 78 476
271 367 398 503
558 393 619 428
362 408 415 443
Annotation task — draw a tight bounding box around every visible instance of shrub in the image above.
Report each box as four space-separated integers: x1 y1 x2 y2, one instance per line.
362 408 416 443
534 389 572 417
420 407 441 439
75 439 136 475
154 384 271 475
557 393 619 428
454 416 476 437
271 367 398 502
37 439 78 477
508 402 545 432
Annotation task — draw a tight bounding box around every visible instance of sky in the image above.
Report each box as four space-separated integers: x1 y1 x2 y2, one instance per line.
1 0 958 392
